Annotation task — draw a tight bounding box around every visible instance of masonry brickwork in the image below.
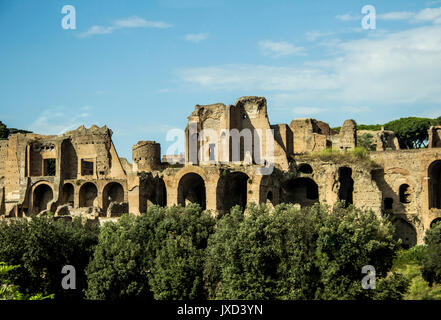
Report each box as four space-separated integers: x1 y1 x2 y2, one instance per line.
1 96 440 247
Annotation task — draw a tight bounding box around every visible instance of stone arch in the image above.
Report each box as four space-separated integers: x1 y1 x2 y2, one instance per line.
139 176 167 213
428 160 441 209
102 182 125 212
297 163 313 174
399 184 411 204
259 174 279 207
430 218 441 228
216 171 249 214
61 183 74 206
79 182 98 208
282 177 319 207
338 167 354 207
392 218 417 249
33 183 54 214
178 172 206 209
267 191 273 202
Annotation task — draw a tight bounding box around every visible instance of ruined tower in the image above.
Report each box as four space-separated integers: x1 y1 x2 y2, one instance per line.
132 141 161 172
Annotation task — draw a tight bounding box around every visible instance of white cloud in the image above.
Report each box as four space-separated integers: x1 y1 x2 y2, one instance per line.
179 25 441 105
414 7 441 24
292 107 325 115
378 11 414 21
258 40 306 58
336 14 361 21
340 106 371 113
78 25 115 38
337 6 441 24
305 31 333 42
78 16 172 38
28 106 93 135
114 16 172 28
184 33 209 43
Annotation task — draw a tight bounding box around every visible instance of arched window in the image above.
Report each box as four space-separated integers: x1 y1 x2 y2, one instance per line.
399 184 411 204
338 167 354 207
282 177 319 207
79 182 98 208
102 182 124 212
428 161 441 209
33 184 53 214
178 173 206 209
216 172 249 213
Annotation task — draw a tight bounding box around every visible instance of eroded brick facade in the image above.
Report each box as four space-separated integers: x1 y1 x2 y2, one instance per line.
1 96 440 247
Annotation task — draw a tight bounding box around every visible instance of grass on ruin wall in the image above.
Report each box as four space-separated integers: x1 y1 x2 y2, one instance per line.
298 147 380 170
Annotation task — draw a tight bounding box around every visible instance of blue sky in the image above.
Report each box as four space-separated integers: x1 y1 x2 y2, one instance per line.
1 0 441 160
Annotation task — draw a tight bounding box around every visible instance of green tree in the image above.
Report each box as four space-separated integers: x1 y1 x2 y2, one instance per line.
357 133 376 151
85 204 215 300
0 121 9 139
85 214 155 300
421 221 441 286
0 217 99 299
204 203 408 300
384 117 435 149
0 262 54 300
149 235 205 300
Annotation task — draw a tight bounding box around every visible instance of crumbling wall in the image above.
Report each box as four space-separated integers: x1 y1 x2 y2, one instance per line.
370 148 441 244
271 124 293 156
428 126 441 148
290 118 336 154
330 119 357 151
0 140 8 180
358 129 400 151
132 141 161 172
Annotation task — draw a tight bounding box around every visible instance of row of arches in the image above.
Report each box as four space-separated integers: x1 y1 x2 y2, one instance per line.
171 167 355 213
31 181 125 214
174 171 322 213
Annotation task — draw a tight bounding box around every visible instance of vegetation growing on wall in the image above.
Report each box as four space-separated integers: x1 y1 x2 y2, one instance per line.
299 147 380 169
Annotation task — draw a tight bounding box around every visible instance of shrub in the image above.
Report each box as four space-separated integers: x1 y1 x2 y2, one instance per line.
85 204 215 300
0 262 53 300
421 221 441 286
300 147 379 169
357 133 376 151
204 202 406 300
0 217 99 299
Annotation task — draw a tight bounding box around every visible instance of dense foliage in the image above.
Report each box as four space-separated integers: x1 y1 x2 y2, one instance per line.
204 203 408 300
0 120 32 140
357 133 376 151
3 203 441 300
384 117 436 149
0 262 53 300
392 246 441 299
0 217 99 299
85 204 215 300
421 221 441 286
0 121 9 139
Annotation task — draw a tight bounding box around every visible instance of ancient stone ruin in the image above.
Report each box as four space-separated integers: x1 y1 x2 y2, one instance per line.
1 96 441 248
